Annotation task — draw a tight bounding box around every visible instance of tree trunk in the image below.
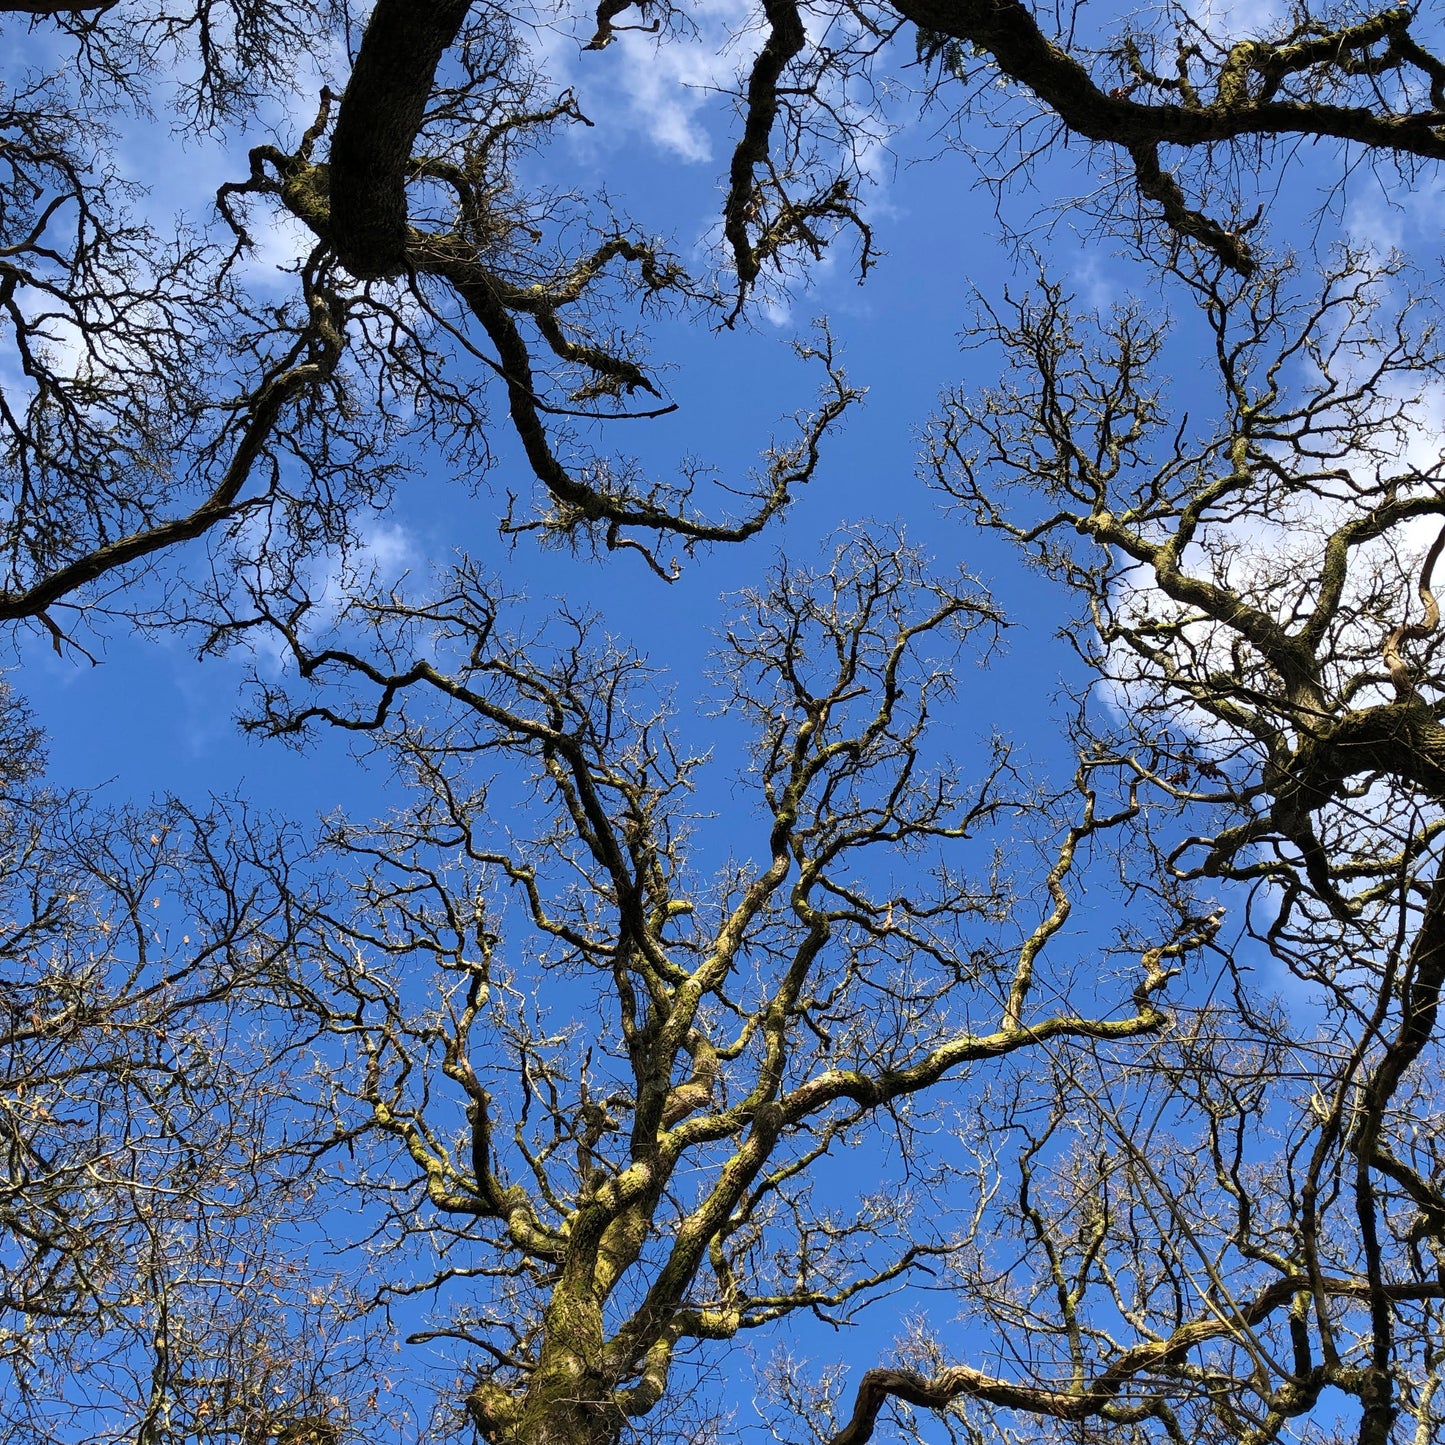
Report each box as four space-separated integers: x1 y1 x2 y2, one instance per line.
468 1287 627 1445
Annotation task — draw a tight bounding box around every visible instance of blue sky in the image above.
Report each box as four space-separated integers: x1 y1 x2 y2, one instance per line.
1 19 1105 1434
9 3 1445 1440
13 12 1087 804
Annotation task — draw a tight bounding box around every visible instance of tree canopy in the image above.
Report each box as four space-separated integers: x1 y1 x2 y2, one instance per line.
4 3 1445 1445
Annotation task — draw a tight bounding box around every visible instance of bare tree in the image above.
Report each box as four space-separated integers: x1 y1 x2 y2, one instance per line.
9 4 1445 1443
787 247 1445 1444
205 530 1220 1445
3 1 1444 641
0 681 380 1444
0 0 862 647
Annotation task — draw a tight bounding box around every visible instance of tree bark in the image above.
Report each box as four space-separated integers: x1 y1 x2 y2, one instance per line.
327 0 473 278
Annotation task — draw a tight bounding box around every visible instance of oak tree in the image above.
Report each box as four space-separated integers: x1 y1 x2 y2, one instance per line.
863 246 1445 1445
0 683 374 1444
1 1 1443 638
4 4 1445 1445
240 532 1220 1445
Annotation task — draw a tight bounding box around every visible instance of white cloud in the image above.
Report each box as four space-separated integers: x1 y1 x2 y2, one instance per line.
1101 364 1445 746
539 0 757 164
355 520 419 579
1064 242 1120 312
1345 174 1445 267
605 28 734 163
228 207 314 292
1179 0 1289 38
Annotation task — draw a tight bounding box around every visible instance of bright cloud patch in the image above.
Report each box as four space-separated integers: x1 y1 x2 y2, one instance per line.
544 0 757 163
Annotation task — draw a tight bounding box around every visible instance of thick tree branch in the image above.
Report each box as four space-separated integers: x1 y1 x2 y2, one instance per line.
326 0 473 279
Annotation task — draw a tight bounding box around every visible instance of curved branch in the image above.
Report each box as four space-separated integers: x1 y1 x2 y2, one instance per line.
828 1276 1445 1445
895 1 1445 158
893 0 1445 269
0 284 346 629
723 0 806 309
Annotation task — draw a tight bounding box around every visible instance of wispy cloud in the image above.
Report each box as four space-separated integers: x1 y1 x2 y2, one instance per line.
1345 174 1445 265
541 0 757 163
1180 0 1289 38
